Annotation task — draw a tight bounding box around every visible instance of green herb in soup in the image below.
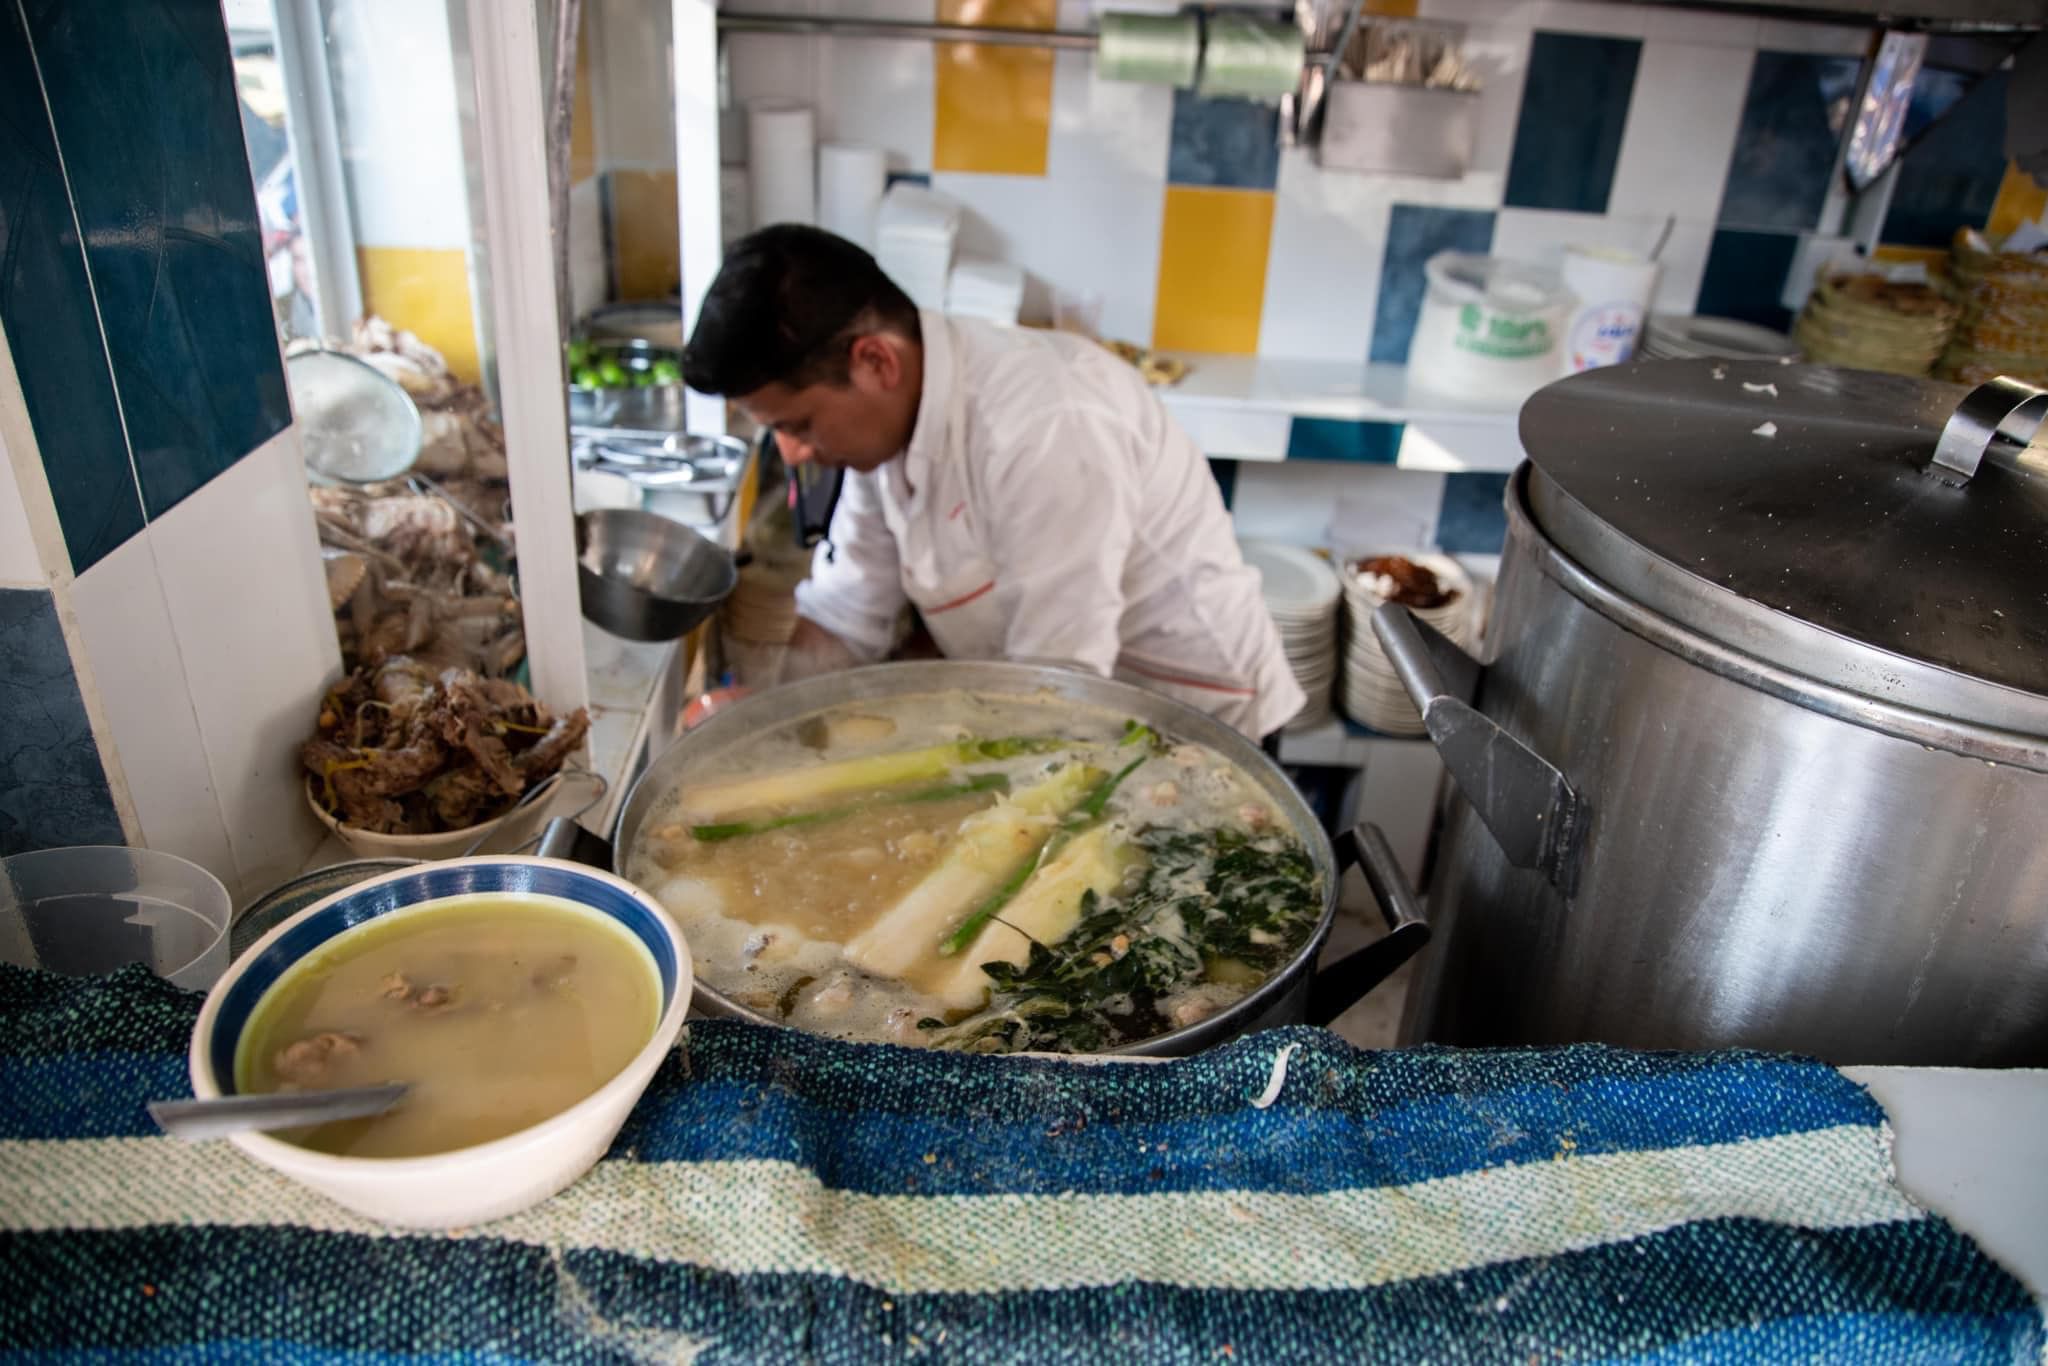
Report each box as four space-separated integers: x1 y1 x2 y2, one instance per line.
237 894 660 1158
624 693 1322 1054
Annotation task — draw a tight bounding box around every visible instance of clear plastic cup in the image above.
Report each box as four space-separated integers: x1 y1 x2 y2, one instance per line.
0 847 233 990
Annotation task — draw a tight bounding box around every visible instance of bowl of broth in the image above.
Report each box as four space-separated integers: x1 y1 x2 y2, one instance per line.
187 857 690 1229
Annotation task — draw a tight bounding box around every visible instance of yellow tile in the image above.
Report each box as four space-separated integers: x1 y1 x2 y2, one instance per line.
1362 0 1420 15
1986 161 2047 243
609 169 681 299
1151 186 1275 355
570 8 597 185
355 246 479 382
933 0 1055 176
1871 244 1949 270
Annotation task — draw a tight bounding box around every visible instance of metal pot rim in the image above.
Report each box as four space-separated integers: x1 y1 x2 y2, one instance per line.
610 660 1342 1056
1512 466 2048 771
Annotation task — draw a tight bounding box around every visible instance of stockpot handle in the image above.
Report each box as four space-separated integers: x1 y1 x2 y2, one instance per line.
1930 376 2048 484
1304 823 1431 1027
1371 602 1587 896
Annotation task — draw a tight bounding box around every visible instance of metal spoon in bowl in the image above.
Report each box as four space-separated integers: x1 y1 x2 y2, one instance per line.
148 1083 409 1142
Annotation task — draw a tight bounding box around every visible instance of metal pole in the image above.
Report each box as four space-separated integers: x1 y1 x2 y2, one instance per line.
716 11 1098 49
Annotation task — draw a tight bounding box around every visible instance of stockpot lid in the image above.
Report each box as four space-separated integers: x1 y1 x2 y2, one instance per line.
1518 359 2048 740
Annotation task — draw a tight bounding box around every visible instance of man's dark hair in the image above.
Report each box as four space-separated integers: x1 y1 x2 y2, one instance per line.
682 225 921 396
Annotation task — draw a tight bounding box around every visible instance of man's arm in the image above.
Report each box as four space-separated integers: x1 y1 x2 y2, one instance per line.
788 468 908 671
981 407 1135 676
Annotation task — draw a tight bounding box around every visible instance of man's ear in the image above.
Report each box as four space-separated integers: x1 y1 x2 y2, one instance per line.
848 333 903 391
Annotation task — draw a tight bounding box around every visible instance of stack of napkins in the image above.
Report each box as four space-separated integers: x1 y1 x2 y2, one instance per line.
946 257 1026 326
875 184 960 310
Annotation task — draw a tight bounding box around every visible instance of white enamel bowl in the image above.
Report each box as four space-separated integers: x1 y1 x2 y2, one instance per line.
187 856 691 1230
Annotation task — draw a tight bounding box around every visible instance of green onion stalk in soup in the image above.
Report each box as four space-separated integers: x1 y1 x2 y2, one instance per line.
624 695 1320 1055
237 895 661 1158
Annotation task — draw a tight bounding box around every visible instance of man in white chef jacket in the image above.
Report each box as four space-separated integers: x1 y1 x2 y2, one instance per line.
682 225 1304 742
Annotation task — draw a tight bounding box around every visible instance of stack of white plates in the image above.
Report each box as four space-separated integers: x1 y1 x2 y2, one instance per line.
1241 540 1341 729
1340 550 1475 737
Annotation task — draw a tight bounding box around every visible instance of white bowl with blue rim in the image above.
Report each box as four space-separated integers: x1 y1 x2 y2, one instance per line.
187 857 691 1230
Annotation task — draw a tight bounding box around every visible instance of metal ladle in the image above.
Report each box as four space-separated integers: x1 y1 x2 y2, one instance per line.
148 1083 409 1141
286 348 514 554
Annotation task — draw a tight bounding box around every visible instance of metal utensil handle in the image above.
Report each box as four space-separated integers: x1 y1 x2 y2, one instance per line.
1372 602 1587 895
1304 823 1431 1028
148 1083 408 1142
458 767 610 859
1930 376 2048 483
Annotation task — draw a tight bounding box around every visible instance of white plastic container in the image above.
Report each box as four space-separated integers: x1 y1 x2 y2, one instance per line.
1407 253 1572 409
0 846 232 990
1561 245 1660 372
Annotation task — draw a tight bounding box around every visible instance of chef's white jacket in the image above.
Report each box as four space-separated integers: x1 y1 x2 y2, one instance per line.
793 312 1305 739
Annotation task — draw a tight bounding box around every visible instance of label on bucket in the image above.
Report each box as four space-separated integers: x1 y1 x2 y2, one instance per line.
1567 302 1644 371
1455 304 1554 360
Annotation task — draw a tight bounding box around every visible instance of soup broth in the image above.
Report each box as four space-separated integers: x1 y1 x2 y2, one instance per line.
625 691 1322 1053
238 894 661 1157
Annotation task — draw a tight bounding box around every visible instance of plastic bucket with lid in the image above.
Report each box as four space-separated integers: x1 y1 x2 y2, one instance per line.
1408 252 1574 408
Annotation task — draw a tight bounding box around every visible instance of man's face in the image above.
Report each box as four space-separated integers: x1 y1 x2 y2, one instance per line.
737 334 916 474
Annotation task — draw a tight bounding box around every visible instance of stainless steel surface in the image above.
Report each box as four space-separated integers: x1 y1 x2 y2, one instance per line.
569 341 688 432
287 349 424 485
1632 0 2046 29
1372 603 1587 893
1521 361 2048 737
1931 375 2048 482
1399 466 2048 1066
609 661 1419 1055
717 11 1098 47
149 1083 410 1141
1317 83 1476 178
582 299 685 348
575 509 737 642
1305 825 1431 1026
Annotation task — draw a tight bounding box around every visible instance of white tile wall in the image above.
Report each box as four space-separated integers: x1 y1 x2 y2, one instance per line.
67 529 237 886
822 35 937 172
0 431 42 587
1047 47 1172 184
1231 463 1445 549
1260 149 1391 363
933 171 1166 344
1606 41 1754 224
143 427 342 899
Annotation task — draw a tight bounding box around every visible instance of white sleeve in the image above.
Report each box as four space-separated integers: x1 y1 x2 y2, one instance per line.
981 407 1133 677
791 469 907 663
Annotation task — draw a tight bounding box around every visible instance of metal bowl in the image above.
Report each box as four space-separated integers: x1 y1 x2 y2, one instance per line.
576 508 737 641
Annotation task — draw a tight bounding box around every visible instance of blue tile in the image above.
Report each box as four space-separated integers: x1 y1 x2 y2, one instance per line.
24 0 289 522
885 171 932 190
1166 91 1280 191
1503 32 1642 214
0 3 143 576
1286 418 1403 463
1718 51 1865 232
1696 228 1800 331
1369 205 1495 365
1884 70 2008 249
0 588 124 856
1208 457 1238 511
1435 473 1510 556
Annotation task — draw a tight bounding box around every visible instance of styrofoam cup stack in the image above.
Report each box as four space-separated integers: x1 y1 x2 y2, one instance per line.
1340 550 1476 737
1240 540 1341 730
818 143 886 251
746 100 816 227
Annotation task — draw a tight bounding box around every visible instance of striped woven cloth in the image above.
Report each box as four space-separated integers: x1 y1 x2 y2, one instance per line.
1 964 2040 1364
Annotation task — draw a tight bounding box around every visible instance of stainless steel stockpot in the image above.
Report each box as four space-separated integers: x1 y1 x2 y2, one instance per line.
1379 361 2048 1066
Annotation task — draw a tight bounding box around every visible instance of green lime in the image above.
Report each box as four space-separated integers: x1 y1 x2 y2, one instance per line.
572 365 602 389
596 359 627 388
650 359 682 385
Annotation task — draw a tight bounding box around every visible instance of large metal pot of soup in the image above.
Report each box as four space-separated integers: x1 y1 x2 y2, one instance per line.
604 661 1427 1056
1378 362 2048 1067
